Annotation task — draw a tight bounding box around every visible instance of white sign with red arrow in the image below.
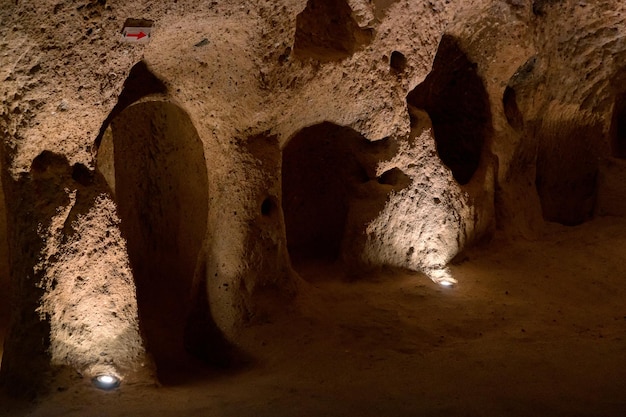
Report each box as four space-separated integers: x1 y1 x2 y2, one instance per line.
122 26 151 43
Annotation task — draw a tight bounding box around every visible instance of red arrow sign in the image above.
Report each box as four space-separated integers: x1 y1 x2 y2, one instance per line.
126 31 146 39
122 26 152 43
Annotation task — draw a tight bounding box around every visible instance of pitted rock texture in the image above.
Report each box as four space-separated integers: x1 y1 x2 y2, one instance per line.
1 0 626 401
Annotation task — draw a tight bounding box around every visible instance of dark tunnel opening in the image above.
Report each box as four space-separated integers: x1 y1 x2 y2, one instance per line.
407 34 491 185
103 100 208 384
282 123 370 268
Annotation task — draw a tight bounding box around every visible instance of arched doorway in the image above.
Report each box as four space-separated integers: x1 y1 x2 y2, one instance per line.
281 123 371 270
98 100 208 383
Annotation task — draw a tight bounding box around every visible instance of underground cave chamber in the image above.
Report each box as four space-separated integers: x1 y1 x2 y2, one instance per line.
98 99 209 382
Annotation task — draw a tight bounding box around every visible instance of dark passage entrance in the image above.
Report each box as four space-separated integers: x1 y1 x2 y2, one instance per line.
104 101 208 383
282 123 370 266
408 34 491 185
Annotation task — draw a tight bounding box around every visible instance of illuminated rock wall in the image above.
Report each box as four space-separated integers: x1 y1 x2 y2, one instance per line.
1 0 625 394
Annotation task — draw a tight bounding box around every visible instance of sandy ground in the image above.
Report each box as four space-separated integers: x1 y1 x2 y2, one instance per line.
2 216 626 417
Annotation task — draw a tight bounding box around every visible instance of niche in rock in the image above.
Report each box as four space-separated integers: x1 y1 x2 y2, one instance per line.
294 0 373 61
503 86 523 131
535 117 600 225
99 101 208 383
408 34 491 185
282 123 371 267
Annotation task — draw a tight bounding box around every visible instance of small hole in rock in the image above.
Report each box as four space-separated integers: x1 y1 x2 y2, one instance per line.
390 51 407 73
72 163 94 186
261 198 274 216
377 167 411 189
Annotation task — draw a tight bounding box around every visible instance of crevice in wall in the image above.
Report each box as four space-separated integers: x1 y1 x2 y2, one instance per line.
282 123 371 267
503 86 523 131
293 0 373 62
103 100 209 384
610 93 626 158
407 34 491 185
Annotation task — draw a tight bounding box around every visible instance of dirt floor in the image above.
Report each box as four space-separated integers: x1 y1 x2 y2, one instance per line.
2 216 626 417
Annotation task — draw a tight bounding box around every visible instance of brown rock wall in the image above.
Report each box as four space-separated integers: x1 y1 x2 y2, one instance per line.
1 0 626 395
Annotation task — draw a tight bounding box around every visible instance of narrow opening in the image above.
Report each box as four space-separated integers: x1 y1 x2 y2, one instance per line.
282 123 370 267
293 0 373 62
390 51 407 73
407 34 491 185
503 86 523 131
261 197 275 217
103 101 208 384
610 93 626 159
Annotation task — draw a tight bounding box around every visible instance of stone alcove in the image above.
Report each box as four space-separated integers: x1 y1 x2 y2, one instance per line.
97 100 209 383
281 123 372 270
407 34 491 186
534 107 602 226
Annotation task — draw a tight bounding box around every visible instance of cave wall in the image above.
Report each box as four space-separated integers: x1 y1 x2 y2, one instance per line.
0 162 8 369
1 0 625 395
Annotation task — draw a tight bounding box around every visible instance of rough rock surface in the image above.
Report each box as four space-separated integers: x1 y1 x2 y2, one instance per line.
0 0 625 407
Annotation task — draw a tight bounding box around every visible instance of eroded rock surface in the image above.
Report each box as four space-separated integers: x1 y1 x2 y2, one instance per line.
1 0 625 395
